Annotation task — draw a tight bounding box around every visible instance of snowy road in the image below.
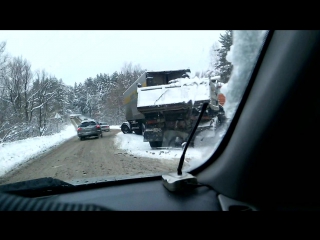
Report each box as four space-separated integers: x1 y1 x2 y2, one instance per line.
0 129 180 185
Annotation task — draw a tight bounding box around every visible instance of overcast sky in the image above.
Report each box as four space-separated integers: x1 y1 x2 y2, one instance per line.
0 30 224 86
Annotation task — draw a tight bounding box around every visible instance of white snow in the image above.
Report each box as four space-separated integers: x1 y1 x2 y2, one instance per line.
0 125 76 177
114 130 207 170
137 77 211 107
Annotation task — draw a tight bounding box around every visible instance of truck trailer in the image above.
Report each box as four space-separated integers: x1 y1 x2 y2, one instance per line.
122 69 192 135
122 69 226 149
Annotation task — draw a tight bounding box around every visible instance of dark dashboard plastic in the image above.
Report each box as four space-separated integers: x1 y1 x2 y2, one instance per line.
45 179 221 211
0 177 221 211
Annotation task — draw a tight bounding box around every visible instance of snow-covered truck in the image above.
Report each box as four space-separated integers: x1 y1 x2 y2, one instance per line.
122 69 192 135
122 69 226 148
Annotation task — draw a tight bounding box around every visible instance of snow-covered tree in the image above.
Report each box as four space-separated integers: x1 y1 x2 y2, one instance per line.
208 41 220 76
214 30 233 83
0 40 147 142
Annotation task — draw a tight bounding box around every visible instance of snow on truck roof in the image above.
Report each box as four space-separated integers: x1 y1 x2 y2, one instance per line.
137 77 211 107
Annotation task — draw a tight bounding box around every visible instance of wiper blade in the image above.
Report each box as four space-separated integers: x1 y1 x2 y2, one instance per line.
0 177 75 197
0 178 113 211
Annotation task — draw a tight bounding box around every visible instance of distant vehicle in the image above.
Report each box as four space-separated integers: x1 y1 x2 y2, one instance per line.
99 122 110 132
70 114 79 119
121 122 132 134
77 120 103 140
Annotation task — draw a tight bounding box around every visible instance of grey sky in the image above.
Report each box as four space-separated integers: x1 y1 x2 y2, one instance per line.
0 30 224 86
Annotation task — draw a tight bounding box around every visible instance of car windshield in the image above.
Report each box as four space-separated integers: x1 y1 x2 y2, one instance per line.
0 30 268 187
79 121 96 127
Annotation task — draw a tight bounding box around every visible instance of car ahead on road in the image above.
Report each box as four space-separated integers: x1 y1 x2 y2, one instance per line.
99 122 110 132
70 114 81 119
77 120 103 140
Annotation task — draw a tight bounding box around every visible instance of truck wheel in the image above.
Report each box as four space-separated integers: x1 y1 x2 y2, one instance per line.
215 114 227 130
149 141 162 149
134 129 142 135
142 123 145 136
168 137 183 148
122 125 130 134
134 123 144 135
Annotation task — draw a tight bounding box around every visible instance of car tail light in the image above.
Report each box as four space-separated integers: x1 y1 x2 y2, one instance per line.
77 127 81 131
96 125 100 128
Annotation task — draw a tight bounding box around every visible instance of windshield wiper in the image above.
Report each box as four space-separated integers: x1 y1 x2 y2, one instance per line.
162 102 209 192
0 177 76 197
0 178 113 211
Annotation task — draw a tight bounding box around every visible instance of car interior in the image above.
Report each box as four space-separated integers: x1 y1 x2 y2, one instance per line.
1 30 320 211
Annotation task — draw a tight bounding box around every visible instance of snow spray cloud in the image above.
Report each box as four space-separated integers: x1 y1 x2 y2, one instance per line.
222 30 268 120
194 30 269 161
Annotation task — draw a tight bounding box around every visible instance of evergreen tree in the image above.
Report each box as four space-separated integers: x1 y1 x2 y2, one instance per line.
214 30 233 83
